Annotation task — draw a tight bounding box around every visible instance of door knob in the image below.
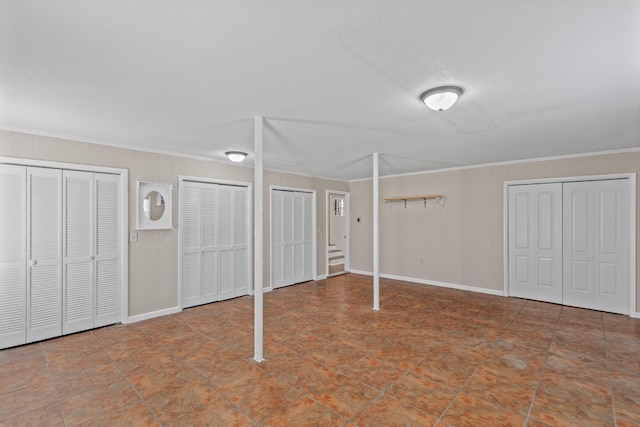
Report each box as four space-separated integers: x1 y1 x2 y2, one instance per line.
29 260 37 267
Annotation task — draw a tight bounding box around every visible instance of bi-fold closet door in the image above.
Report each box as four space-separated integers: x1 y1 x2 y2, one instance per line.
0 165 121 350
271 189 314 289
508 179 630 314
181 181 249 309
563 180 629 313
63 170 121 334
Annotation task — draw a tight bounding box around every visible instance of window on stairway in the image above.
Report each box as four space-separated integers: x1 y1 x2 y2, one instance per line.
333 198 344 216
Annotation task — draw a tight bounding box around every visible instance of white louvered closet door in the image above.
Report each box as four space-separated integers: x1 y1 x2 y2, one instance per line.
271 190 285 287
282 192 295 286
217 186 235 301
63 171 94 334
181 181 249 307
181 183 202 308
0 165 27 348
27 167 63 343
293 193 305 281
232 186 248 297
302 192 314 281
94 173 121 327
201 185 218 303
293 191 314 284
272 190 314 289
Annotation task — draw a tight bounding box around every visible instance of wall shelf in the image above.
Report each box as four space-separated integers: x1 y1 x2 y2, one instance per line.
384 195 444 208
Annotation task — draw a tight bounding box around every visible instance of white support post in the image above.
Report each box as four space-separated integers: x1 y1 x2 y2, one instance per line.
254 116 265 362
373 152 380 311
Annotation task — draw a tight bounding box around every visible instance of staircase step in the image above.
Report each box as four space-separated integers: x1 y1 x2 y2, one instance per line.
329 256 344 266
328 249 343 257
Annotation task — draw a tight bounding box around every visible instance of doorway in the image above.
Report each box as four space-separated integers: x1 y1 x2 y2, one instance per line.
327 191 350 277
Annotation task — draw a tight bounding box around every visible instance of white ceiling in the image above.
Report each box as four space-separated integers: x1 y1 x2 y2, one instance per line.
1 1 639 181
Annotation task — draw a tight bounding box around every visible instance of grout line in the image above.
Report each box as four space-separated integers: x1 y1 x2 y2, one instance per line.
524 305 562 424
602 315 618 426
433 299 529 425
94 327 165 426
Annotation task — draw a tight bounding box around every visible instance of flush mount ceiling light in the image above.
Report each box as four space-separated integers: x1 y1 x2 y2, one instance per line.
225 151 247 163
420 86 463 111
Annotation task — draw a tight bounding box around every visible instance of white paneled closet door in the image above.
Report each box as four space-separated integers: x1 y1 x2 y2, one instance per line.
27 167 63 343
272 190 314 289
508 183 563 304
0 165 27 348
563 179 629 314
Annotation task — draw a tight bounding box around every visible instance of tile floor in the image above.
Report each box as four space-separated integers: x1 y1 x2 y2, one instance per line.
1 274 640 426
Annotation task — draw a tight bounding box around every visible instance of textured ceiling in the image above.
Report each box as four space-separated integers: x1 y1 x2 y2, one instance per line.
1 1 639 180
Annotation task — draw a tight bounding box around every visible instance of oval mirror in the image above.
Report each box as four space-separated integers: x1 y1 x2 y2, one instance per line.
143 191 166 221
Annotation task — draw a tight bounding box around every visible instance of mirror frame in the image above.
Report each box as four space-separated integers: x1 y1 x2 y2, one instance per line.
136 180 173 230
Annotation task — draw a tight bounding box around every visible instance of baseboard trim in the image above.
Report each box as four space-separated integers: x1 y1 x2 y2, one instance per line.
315 274 328 280
631 311 640 319
248 287 273 296
349 269 371 276
128 306 181 323
347 270 504 297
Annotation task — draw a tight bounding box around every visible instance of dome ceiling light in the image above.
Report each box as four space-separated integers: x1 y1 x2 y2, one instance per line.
420 86 463 111
225 151 247 163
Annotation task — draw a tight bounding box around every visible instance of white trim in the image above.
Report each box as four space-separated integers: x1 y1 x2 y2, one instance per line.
0 126 245 165
127 306 181 323
1 128 352 183
631 312 640 319
136 180 173 230
316 274 328 280
269 185 317 290
629 174 637 316
3 128 636 184
0 155 127 175
248 285 274 296
179 175 252 188
349 147 640 183
505 173 634 186
119 169 129 324
350 269 373 276
269 184 315 193
373 153 380 311
504 173 637 316
347 270 504 297
503 179 510 298
0 156 129 326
